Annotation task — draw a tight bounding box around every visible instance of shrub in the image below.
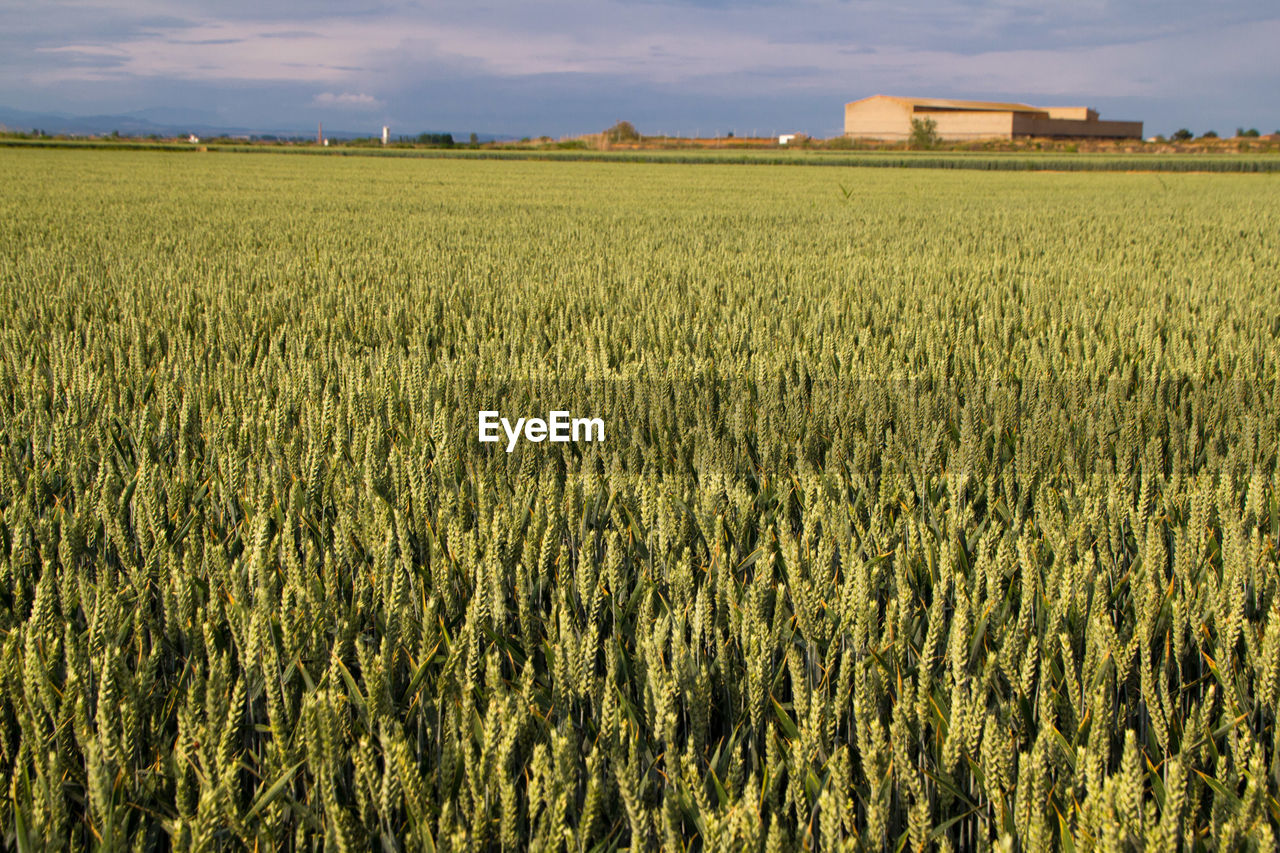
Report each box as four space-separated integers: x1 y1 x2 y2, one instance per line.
605 120 641 143
908 116 939 149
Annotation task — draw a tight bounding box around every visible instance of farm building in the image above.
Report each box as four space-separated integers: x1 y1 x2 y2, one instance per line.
845 95 1143 141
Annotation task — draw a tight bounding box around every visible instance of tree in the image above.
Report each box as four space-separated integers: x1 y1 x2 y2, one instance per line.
469 132 479 146
605 121 640 143
1200 130 1218 139
1171 128 1193 141
908 117 939 150
416 132 454 147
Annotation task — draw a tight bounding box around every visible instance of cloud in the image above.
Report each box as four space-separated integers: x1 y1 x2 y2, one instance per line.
312 91 381 109
4 1 1278 135
23 6 1278 97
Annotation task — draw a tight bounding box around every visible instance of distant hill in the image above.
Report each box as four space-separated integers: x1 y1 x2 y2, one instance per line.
0 106 498 142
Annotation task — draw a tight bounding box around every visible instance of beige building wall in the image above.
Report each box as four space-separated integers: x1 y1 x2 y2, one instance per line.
1045 107 1097 121
843 97 914 139
843 99 1015 140
844 95 1142 140
917 110 1015 140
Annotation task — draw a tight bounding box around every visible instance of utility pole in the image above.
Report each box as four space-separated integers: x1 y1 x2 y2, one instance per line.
317 122 323 145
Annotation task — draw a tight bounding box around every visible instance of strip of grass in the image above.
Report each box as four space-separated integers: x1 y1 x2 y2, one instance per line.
4 135 1279 171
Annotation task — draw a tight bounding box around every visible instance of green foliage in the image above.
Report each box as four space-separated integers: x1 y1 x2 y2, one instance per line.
1172 129 1193 142
605 121 641 143
909 117 940 150
6 137 1280 171
1 150 1280 849
416 132 455 147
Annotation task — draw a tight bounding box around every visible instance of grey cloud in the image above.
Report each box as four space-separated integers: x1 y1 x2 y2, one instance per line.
39 49 131 68
0 6 195 46
1 0 1276 138
280 63 367 72
133 0 414 21
753 0 1280 54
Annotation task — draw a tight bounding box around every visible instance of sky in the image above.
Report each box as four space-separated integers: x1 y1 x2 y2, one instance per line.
1 0 1278 138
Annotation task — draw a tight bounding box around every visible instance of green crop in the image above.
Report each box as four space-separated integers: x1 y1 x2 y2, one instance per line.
5 137 1280 172
1 149 1278 849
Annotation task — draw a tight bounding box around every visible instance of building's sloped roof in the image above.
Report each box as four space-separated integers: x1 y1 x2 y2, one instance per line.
848 95 1046 113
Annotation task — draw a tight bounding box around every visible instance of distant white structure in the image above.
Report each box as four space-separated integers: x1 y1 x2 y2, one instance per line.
778 133 797 145
323 139 329 147
188 134 200 143
382 126 389 145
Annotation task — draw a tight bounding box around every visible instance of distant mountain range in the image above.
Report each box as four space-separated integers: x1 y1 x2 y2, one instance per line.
0 106 496 142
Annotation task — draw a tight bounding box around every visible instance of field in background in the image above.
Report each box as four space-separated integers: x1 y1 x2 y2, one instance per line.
4 135 1280 171
2 149 1279 848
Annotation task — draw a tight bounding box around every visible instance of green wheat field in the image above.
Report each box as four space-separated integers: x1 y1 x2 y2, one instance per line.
1 149 1279 850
